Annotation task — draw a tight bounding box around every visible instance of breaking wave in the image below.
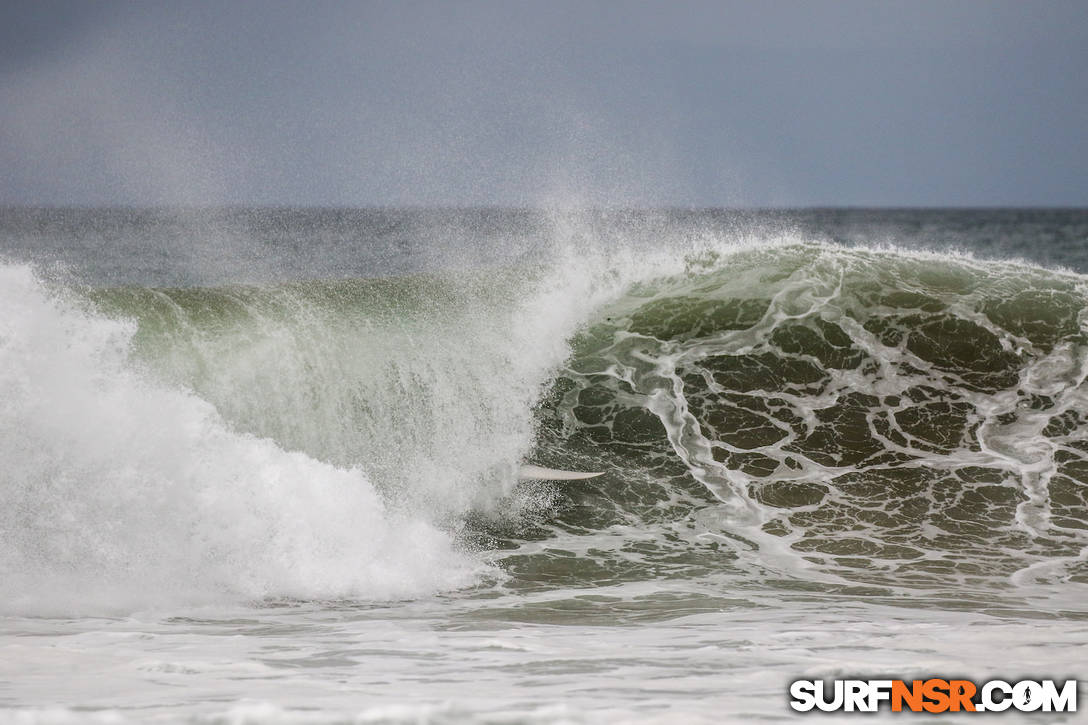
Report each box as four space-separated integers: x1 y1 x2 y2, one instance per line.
3 239 1088 613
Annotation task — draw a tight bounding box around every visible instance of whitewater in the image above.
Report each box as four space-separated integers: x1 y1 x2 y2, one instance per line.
0 208 1086 723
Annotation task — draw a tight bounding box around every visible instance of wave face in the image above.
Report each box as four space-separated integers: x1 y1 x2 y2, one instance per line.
3 218 1088 613
523 244 1088 602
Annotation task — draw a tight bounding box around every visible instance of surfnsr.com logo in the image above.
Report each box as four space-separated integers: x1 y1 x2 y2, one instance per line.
789 679 1077 713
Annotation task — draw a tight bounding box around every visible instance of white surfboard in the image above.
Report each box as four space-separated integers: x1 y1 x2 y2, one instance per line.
518 464 604 480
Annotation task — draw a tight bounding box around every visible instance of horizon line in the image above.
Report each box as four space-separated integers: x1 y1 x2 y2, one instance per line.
1 204 1086 212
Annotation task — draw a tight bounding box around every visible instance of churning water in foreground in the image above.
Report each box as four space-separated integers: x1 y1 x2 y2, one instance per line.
1 209 1086 723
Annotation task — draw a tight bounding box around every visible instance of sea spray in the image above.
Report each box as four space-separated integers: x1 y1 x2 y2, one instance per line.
0 264 483 613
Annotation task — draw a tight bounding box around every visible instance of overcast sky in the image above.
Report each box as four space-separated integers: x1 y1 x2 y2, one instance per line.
1 1 1086 207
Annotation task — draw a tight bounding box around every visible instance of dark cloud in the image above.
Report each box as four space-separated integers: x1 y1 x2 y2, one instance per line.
1 1 1086 206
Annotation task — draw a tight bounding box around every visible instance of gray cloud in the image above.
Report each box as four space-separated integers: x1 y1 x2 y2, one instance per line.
1 0 1086 206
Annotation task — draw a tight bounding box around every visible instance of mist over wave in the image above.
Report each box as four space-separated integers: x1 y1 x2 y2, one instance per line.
0 264 483 613
0 219 668 613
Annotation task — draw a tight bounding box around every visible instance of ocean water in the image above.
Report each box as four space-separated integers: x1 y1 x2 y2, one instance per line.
1 208 1086 723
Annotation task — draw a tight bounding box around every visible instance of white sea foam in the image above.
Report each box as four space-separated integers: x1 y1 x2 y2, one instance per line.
0 263 484 613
